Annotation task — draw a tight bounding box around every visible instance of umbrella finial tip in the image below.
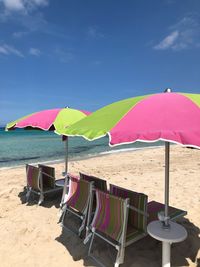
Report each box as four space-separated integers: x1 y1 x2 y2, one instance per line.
164 88 172 93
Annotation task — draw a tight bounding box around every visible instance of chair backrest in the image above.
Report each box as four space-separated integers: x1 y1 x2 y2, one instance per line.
110 184 148 232
80 172 107 192
26 164 40 191
91 190 129 243
38 164 55 188
66 174 92 215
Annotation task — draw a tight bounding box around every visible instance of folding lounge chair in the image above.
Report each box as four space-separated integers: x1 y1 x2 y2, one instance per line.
88 183 187 267
87 189 148 267
38 164 66 192
109 184 187 265
60 174 93 236
110 184 187 224
80 172 108 238
26 164 63 205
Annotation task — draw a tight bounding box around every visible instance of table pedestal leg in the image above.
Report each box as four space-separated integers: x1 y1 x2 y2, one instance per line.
162 241 171 267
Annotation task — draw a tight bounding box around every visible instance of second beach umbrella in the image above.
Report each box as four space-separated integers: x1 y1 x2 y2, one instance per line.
6 107 91 204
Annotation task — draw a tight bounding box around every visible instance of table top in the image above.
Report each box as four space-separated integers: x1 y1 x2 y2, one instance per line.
55 178 65 187
147 220 187 243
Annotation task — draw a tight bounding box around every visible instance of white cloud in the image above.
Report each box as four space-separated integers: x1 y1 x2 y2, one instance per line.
0 0 48 14
0 1 67 41
32 0 48 6
153 14 200 51
0 44 24 57
0 1 69 41
154 31 179 50
87 26 105 39
92 60 102 65
29 47 41 56
0 46 8 54
12 31 27 38
55 47 74 63
2 0 24 11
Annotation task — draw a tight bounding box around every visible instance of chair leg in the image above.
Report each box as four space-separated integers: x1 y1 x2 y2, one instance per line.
115 246 125 267
78 216 86 236
88 232 95 256
38 193 44 205
84 231 92 245
26 188 31 203
60 205 67 226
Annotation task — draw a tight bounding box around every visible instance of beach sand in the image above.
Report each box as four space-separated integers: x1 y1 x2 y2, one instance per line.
0 145 199 267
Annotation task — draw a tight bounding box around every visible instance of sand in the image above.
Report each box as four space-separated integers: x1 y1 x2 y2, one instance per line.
0 145 199 267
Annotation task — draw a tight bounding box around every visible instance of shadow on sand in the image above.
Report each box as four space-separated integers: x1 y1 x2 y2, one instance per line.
18 186 62 208
56 217 200 267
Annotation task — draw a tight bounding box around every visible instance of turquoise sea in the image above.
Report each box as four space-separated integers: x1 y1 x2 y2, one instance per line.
0 128 164 169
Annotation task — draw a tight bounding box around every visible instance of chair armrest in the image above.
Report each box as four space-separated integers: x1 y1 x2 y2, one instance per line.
40 171 55 180
128 204 149 217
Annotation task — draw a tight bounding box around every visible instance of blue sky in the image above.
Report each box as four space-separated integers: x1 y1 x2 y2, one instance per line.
0 0 200 125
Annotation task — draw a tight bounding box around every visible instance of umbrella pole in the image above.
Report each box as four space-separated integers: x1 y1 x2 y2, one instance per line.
64 137 68 175
164 141 170 227
61 137 68 206
162 141 171 267
149 141 187 267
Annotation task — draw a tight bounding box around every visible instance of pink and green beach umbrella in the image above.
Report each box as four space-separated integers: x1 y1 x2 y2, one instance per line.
6 107 91 135
6 107 91 204
63 90 200 266
63 92 200 148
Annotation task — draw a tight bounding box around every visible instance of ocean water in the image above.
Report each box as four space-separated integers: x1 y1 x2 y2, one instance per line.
0 128 164 169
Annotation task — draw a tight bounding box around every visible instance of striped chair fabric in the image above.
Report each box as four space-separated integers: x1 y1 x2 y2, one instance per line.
109 184 148 233
80 172 108 224
26 164 40 190
91 190 128 242
60 174 93 236
26 164 63 205
88 187 148 267
66 175 91 214
38 164 55 188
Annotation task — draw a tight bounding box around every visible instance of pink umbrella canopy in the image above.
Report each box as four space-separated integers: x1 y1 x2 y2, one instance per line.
110 92 200 147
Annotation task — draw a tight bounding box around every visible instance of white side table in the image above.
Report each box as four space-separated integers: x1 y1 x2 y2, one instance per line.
55 178 65 187
147 220 187 267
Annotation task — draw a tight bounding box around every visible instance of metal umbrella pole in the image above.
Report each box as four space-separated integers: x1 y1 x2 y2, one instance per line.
61 136 68 206
64 136 68 176
164 141 170 227
164 88 171 227
148 141 187 267
162 141 188 267
161 88 171 267
162 141 171 267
